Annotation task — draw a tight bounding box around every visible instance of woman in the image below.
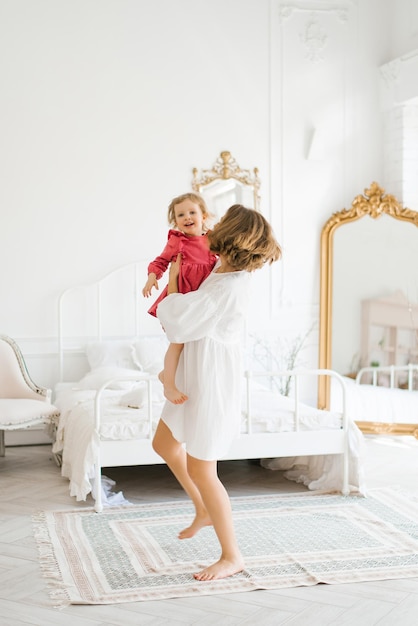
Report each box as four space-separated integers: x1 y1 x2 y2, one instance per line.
152 204 282 581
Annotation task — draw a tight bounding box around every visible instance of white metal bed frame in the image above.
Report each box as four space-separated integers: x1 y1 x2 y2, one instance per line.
89 368 350 512
56 262 353 513
356 363 418 389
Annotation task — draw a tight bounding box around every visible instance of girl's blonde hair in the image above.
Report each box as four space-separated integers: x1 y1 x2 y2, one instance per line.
208 204 282 271
167 192 213 231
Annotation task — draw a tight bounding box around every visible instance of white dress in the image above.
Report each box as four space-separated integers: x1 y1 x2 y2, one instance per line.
156 266 252 461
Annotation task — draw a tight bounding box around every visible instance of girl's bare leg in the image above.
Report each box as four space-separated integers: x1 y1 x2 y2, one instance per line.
152 420 211 538
187 455 244 581
159 343 188 404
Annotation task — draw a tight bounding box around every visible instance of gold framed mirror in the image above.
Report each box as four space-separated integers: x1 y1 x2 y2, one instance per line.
318 181 418 410
192 151 261 220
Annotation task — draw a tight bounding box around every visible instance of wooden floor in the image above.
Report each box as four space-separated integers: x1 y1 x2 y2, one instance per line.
1 435 418 625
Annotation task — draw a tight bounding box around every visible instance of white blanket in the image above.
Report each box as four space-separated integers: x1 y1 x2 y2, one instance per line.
330 376 418 423
53 388 161 501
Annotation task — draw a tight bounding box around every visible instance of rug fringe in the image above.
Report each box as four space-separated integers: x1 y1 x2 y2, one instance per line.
32 511 71 609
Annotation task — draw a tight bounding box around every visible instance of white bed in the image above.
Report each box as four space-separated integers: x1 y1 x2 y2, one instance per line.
53 262 365 512
329 364 418 438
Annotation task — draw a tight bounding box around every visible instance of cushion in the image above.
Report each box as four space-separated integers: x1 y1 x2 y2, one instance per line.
133 336 168 374
0 399 60 428
75 367 149 391
119 386 147 408
85 341 139 371
119 380 165 407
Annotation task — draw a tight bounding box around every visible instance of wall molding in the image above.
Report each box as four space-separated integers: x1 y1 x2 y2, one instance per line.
278 0 356 21
278 1 354 64
380 49 418 110
270 0 357 313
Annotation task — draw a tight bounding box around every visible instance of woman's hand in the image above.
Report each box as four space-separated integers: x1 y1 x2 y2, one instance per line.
142 273 158 297
167 254 181 294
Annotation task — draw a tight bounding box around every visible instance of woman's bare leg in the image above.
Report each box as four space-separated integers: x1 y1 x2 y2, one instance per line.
159 343 188 404
187 455 244 581
152 420 211 538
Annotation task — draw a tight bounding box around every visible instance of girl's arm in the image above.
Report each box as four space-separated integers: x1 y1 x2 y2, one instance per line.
142 272 158 297
147 233 179 279
143 232 180 297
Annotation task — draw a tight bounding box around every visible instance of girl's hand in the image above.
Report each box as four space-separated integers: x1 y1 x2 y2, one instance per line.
142 273 158 297
167 254 181 294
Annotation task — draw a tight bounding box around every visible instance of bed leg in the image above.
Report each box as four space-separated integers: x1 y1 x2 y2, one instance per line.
342 438 350 496
94 497 103 513
94 460 103 513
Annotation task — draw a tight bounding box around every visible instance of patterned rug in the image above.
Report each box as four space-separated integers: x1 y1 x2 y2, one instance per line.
33 488 418 606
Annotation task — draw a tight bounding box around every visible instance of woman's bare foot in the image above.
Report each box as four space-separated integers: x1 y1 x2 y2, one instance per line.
178 513 212 539
193 556 244 581
158 371 188 404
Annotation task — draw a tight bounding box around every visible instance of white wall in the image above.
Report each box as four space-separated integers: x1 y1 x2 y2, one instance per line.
0 0 271 337
1 0 416 397
386 0 418 59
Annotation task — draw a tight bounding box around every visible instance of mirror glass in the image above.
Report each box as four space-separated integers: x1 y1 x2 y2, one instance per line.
199 178 257 221
332 215 418 374
192 151 260 221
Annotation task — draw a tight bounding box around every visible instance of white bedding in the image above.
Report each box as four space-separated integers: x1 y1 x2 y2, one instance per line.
53 373 365 502
330 376 418 424
244 385 345 432
53 388 162 501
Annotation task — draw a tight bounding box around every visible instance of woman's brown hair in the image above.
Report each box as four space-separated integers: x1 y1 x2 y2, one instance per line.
208 204 281 271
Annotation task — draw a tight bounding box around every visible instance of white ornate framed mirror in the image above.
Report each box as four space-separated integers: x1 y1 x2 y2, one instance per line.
318 182 418 413
191 151 261 221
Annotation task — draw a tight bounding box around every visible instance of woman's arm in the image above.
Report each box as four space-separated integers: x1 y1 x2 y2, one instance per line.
157 271 227 344
167 254 181 294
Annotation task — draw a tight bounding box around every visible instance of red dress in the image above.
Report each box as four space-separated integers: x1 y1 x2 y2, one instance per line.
147 229 218 317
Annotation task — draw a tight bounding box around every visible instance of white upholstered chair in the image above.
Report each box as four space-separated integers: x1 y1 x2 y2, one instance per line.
0 334 60 456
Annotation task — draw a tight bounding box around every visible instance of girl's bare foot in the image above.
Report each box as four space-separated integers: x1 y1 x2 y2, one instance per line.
158 371 188 404
193 556 244 581
178 513 212 539
164 386 188 404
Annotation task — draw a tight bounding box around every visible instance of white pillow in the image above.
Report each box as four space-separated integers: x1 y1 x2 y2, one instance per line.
76 367 148 391
85 340 138 371
133 336 168 374
119 380 165 407
119 386 147 408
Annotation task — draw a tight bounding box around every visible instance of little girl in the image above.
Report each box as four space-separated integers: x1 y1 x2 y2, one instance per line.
142 192 217 404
